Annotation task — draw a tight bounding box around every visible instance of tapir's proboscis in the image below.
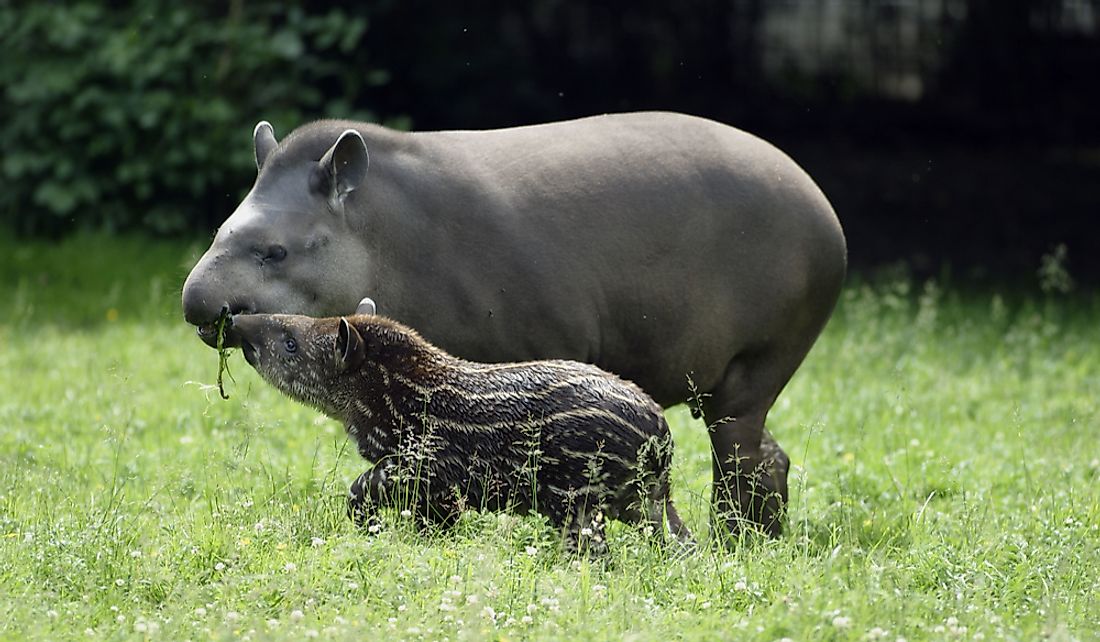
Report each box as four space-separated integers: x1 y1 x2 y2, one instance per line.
182 112 847 539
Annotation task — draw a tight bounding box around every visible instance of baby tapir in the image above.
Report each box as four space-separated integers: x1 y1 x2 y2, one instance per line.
226 309 692 553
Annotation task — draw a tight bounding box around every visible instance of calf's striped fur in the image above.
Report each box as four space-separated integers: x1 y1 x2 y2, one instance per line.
228 311 692 552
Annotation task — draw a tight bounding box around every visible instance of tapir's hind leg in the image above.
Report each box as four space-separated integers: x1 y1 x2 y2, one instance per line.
704 348 800 541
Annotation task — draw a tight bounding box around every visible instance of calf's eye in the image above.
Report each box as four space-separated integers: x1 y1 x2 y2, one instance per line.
284 338 298 353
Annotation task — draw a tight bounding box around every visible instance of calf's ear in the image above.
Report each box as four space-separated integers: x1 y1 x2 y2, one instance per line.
355 297 377 316
335 317 366 372
254 121 278 170
314 129 369 206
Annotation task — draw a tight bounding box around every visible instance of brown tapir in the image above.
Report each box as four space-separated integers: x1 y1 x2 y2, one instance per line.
181 112 847 539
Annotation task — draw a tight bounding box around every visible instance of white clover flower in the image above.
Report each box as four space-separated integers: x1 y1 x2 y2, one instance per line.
46 610 59 619
347 581 360 590
865 626 889 640
592 584 606 593
333 616 347 625
266 619 280 628
214 562 226 572
734 580 748 591
525 546 538 556
310 537 325 548
832 615 852 629
284 562 297 572
449 575 462 584
466 594 479 604
482 606 497 621
116 615 126 624
304 629 319 638
134 622 148 633
580 527 593 537
400 509 413 518
522 615 533 624
290 610 305 622
114 579 126 587
130 550 142 559
194 607 207 617
367 523 382 534
84 628 95 636
685 592 697 601
225 611 240 622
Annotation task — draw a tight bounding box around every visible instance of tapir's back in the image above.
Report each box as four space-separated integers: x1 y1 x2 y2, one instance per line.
372 112 846 405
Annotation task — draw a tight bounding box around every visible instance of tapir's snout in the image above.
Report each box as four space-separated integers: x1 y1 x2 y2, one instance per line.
224 314 267 366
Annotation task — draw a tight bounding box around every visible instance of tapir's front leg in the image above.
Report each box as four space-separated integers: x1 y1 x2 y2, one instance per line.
347 464 393 531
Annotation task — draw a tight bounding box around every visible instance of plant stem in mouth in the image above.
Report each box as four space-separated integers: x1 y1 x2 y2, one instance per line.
215 310 233 400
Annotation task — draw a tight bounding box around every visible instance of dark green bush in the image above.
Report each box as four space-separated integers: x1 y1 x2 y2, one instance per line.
0 2 395 235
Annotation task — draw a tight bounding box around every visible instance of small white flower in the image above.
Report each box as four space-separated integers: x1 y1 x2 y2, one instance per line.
397 604 407 612
685 592 697 601
46 609 59 619
592 584 606 593
400 509 413 518
304 629 319 638
284 562 297 572
521 615 533 624
266 619 280 628
832 615 852 629
84 628 95 636
194 607 207 617
310 537 325 548
526 603 538 614
333 616 347 625
114 579 126 587
134 622 148 633
130 550 142 559
347 581 360 590
367 523 381 534
225 611 240 622
481 606 497 621
290 610 305 622
449 575 462 583
116 615 126 624
734 580 748 591
466 594 479 604
525 546 538 556
865 627 889 640
701 601 712 609
580 527 593 537
214 562 226 572
387 617 397 624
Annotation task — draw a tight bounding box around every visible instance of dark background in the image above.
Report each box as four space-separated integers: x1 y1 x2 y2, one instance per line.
2 0 1098 283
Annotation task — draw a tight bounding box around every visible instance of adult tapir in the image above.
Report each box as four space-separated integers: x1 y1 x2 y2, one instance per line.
182 111 847 539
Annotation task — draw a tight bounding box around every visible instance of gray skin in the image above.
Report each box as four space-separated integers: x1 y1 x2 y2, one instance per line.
182 111 847 539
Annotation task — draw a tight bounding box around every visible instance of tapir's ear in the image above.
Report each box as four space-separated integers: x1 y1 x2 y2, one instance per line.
355 297 377 316
254 121 278 170
335 317 366 373
314 129 369 205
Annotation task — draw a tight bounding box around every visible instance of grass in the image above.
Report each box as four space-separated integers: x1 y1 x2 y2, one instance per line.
0 235 1097 641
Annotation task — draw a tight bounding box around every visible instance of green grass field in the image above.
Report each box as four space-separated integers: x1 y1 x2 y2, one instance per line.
1 236 1097 641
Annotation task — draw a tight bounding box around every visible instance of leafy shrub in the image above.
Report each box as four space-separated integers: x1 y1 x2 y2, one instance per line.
0 2 395 235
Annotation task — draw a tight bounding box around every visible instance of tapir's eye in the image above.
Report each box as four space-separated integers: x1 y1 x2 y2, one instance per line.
284 338 298 353
255 244 288 264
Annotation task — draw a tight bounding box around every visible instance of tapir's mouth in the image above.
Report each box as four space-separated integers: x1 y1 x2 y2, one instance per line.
240 338 258 367
194 305 247 348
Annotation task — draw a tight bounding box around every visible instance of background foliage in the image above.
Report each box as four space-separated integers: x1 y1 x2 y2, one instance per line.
0 1 391 236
